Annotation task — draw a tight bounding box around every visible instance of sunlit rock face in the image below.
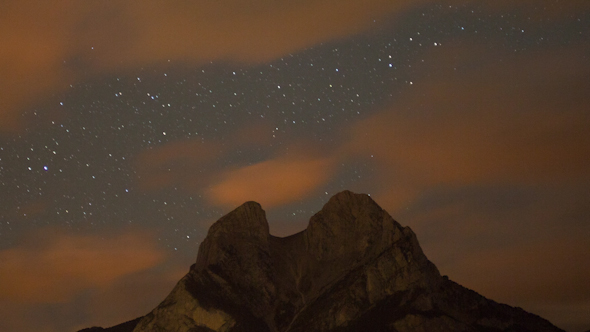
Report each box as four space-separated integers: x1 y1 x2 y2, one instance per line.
82 190 565 332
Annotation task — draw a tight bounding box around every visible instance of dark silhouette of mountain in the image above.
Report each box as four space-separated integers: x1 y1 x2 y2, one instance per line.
80 190 565 332
78 317 142 332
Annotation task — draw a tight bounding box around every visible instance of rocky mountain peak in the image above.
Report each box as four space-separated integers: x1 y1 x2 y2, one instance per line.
195 200 269 271
321 190 378 214
205 200 268 239
306 190 404 263
82 190 566 332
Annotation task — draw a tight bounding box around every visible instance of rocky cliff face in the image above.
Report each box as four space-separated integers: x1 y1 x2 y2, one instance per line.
82 190 565 332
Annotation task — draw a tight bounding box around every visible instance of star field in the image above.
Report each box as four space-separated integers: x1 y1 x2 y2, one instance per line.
3 4 583 250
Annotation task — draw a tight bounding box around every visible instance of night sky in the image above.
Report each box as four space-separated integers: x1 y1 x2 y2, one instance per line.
1 1 589 331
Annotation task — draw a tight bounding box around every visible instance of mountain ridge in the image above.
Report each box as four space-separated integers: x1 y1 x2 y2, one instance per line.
80 190 565 332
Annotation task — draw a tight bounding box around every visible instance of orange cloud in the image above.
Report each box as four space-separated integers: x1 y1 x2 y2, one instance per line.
3 0 588 135
348 46 590 212
0 228 166 303
442 236 590 305
0 1 75 135
430 235 590 331
109 0 424 65
71 258 190 331
133 130 339 208
0 0 426 134
207 153 336 208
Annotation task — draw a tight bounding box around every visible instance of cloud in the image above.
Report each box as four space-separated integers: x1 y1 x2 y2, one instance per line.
133 128 340 209
400 184 590 276
443 236 590 305
348 45 590 212
0 1 75 135
3 0 587 135
70 257 190 331
0 0 427 134
0 227 166 303
207 151 336 208
3 0 588 135
110 0 422 65
428 233 590 331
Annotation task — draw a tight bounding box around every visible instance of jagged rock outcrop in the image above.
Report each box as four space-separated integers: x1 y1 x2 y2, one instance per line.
82 190 565 332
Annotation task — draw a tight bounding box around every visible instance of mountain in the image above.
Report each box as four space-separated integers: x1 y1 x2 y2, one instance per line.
81 190 565 332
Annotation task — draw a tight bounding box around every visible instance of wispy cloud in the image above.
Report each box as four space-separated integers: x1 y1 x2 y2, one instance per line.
207 152 336 208
0 227 166 303
347 45 590 211
0 0 427 134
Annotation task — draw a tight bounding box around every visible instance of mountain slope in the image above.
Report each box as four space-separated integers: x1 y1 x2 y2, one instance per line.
82 190 564 332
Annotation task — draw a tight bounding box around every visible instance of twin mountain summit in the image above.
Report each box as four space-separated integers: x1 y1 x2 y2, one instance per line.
81 190 567 332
